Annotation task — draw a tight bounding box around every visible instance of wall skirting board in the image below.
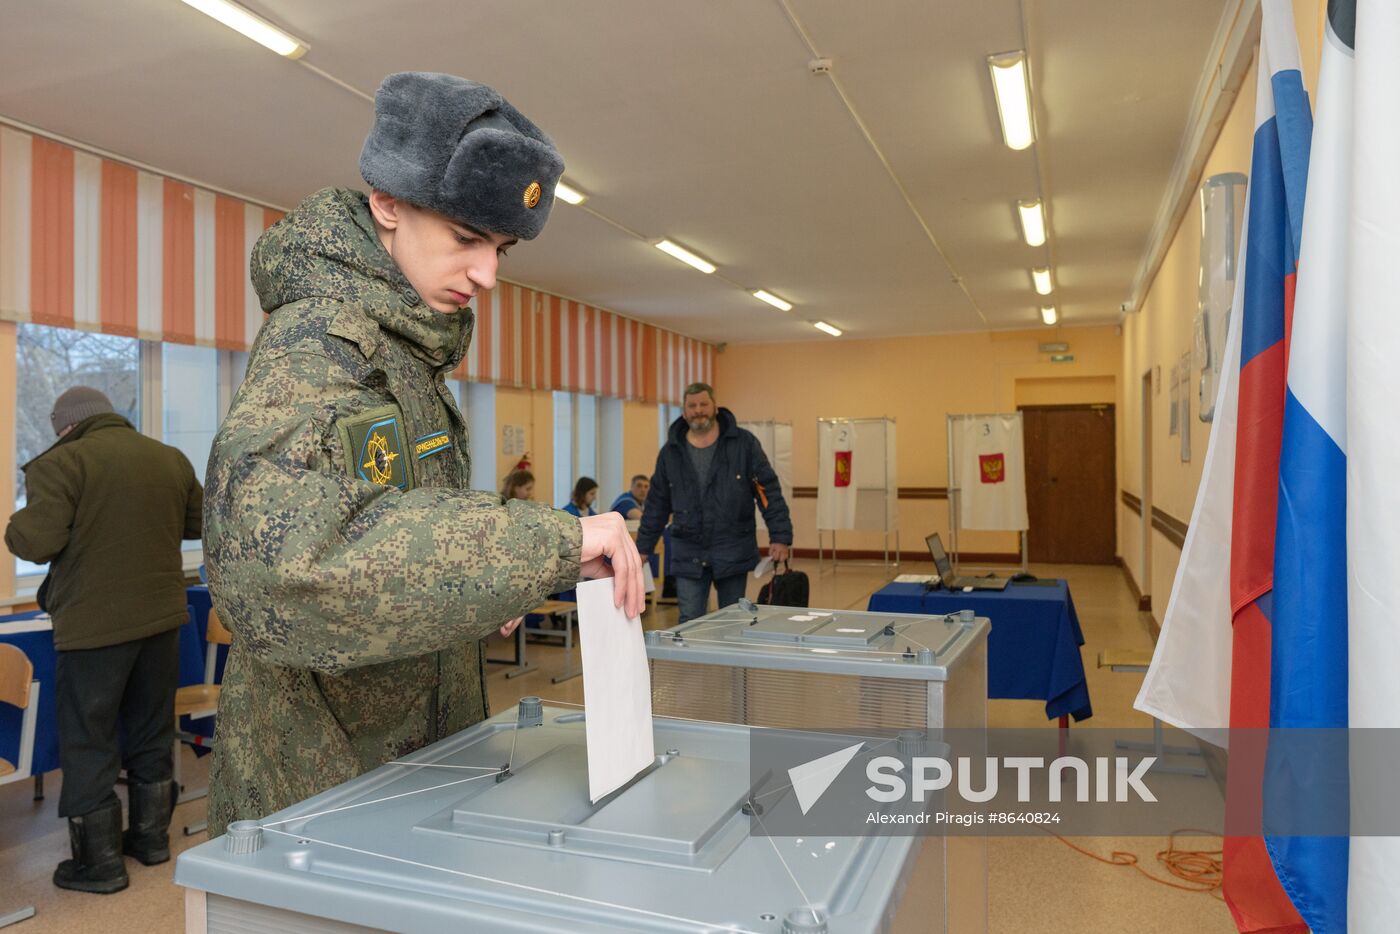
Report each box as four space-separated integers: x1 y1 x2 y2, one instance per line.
1120 489 1189 550
791 486 946 500
1115 556 1152 613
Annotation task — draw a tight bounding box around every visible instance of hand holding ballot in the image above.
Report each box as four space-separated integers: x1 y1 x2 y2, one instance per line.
578 512 647 619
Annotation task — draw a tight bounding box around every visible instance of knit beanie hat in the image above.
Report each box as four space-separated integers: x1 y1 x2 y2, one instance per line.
50 386 114 435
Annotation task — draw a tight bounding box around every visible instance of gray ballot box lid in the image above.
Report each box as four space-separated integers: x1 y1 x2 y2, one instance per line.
175 704 921 933
646 603 989 680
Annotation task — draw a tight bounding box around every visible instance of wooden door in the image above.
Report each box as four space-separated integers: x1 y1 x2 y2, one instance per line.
1022 404 1116 563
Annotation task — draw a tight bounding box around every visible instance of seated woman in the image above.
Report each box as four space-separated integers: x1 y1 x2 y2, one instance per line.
562 477 598 518
501 469 534 501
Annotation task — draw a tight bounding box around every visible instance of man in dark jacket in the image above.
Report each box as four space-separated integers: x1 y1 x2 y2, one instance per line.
636 383 792 622
5 387 203 895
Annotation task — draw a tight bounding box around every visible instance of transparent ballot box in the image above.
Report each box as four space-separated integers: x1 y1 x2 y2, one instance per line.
177 698 944 933
647 602 992 933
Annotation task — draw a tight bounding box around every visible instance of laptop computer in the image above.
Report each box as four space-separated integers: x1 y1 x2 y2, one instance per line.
925 532 1010 591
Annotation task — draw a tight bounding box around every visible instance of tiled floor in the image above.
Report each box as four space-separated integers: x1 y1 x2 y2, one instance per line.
0 560 1235 932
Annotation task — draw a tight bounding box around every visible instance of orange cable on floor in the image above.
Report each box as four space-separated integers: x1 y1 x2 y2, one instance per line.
1048 829 1224 899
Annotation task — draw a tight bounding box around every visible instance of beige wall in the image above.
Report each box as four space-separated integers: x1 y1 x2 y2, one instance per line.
717 325 1121 555
491 387 553 500
1119 0 1324 618
1015 375 1116 408
624 401 663 485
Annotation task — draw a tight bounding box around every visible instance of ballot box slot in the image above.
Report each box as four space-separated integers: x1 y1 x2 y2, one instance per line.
415 743 751 868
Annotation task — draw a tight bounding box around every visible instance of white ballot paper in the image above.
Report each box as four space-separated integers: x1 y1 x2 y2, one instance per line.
576 577 655 802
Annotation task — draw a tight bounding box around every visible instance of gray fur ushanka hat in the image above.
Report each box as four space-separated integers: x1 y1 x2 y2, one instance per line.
359 72 564 240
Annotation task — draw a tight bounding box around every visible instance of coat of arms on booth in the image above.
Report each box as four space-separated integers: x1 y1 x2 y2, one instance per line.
833 451 852 488
978 453 1005 484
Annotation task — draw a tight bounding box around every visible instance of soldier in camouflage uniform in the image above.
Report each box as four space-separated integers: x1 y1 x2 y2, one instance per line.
202 73 644 837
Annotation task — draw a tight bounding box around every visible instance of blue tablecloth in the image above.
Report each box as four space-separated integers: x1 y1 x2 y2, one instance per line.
867 580 1093 722
0 586 218 776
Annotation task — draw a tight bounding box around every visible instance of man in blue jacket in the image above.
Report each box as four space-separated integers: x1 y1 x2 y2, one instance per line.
609 474 650 520
636 383 792 622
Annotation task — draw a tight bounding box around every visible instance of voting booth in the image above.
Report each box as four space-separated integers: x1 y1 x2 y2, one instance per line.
945 413 1029 572
175 700 937 933
815 417 898 565
738 419 793 526
648 602 991 933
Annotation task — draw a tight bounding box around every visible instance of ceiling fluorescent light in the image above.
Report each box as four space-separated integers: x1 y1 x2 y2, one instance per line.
1032 266 1053 295
1041 305 1058 326
1017 199 1046 247
654 240 716 274
554 180 586 205
752 290 793 312
179 0 309 58
988 51 1034 150
813 321 842 337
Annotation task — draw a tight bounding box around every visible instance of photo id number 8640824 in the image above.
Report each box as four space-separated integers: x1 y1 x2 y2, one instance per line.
987 812 1061 825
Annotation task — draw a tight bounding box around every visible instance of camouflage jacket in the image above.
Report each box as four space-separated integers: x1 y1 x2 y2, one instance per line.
204 188 581 836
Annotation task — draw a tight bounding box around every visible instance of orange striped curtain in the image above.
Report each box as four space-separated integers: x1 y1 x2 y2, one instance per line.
1 127 281 349
1 126 713 404
448 284 712 404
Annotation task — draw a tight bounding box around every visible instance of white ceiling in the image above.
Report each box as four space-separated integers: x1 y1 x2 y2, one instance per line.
0 0 1229 342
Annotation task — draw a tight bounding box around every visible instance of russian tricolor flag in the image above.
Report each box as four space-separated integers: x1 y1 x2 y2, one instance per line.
1138 3 1314 927
1224 3 1312 930
1140 0 1400 930
1264 0 1348 927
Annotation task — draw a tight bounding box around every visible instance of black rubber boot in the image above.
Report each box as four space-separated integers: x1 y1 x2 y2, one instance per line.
122 780 175 866
53 800 128 894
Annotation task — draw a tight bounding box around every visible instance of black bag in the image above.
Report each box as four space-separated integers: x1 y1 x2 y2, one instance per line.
758 560 809 608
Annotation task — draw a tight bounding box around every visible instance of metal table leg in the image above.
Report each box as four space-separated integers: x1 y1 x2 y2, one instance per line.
488 620 538 678
551 610 581 684
505 621 537 679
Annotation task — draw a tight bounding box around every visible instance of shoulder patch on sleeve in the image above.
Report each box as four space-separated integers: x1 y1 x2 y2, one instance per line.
337 404 414 491
413 429 453 460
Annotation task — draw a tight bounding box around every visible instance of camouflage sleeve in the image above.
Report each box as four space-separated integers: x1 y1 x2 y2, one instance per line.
203 349 582 675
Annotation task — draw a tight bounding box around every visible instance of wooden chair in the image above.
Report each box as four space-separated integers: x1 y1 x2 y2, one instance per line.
0 644 38 787
1097 649 1206 777
174 609 234 835
0 643 39 927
